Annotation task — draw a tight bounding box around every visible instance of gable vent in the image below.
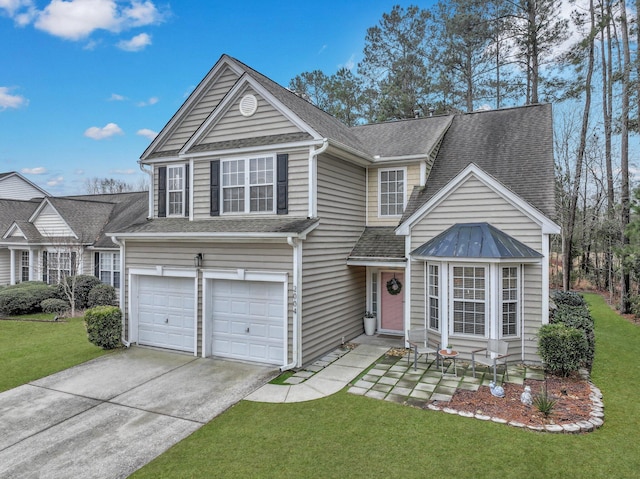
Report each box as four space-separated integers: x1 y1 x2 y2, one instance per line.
239 94 258 117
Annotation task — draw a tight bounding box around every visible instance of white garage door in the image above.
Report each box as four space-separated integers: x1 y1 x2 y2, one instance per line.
210 280 284 364
137 276 195 353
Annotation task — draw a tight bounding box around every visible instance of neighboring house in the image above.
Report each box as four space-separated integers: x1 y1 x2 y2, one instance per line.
0 192 148 293
108 54 560 369
0 171 49 200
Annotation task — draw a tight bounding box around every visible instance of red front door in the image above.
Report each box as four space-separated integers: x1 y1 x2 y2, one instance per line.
380 272 404 332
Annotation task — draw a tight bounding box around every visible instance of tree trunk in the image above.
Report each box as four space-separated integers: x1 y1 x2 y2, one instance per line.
619 0 631 313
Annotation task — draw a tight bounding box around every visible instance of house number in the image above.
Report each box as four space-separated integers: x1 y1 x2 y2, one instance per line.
292 286 298 314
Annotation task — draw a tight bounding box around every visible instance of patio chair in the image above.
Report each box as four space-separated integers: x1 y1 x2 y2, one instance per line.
406 327 439 371
471 339 511 384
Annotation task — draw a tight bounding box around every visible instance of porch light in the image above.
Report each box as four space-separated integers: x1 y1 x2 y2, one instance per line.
194 253 203 268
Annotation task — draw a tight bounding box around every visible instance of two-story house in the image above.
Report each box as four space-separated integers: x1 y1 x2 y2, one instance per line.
109 55 560 369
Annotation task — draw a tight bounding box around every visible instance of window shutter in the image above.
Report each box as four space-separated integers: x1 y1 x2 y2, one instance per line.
210 159 220 216
184 163 190 217
277 153 288 215
71 252 77 276
42 252 48 283
157 166 167 218
94 252 100 277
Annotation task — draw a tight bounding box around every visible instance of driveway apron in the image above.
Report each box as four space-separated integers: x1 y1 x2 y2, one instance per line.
0 347 277 479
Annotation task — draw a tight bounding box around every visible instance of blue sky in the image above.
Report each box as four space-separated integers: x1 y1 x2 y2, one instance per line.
1 0 434 195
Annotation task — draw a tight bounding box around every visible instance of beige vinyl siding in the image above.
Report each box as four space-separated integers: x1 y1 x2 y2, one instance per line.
159 66 240 151
34 205 73 237
191 148 309 219
0 249 9 285
0 176 43 200
367 163 421 226
408 174 544 363
198 88 301 145
301 154 366 363
122 240 293 360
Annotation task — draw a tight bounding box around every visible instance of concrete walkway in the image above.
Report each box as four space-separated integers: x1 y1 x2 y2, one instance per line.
246 344 390 403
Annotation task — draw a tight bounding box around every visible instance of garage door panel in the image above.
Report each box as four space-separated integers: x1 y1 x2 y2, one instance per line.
210 279 284 365
137 276 195 353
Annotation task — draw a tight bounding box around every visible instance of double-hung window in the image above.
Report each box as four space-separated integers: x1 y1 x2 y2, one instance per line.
99 252 120 289
452 265 486 336
21 251 29 282
167 165 184 216
379 168 405 216
427 263 440 330
45 251 73 285
222 155 274 214
501 266 519 337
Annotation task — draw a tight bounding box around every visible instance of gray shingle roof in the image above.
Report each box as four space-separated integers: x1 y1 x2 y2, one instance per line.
110 216 319 236
401 104 556 223
0 199 39 238
411 222 543 259
348 227 405 260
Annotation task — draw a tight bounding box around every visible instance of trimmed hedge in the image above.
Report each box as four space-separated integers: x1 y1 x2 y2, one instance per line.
40 298 69 315
0 283 57 316
551 303 595 371
55 275 102 310
538 323 589 377
85 305 122 350
87 284 116 307
551 290 587 308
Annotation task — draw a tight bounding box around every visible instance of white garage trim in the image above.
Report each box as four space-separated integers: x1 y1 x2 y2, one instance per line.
129 267 198 356
202 269 288 366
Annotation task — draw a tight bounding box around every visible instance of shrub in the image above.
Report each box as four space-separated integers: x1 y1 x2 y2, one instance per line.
551 290 586 308
84 305 122 350
538 323 589 377
41 298 70 315
0 283 57 316
55 275 102 310
87 284 116 307
551 304 595 371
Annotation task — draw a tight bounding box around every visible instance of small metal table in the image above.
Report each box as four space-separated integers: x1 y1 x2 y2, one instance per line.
438 349 459 377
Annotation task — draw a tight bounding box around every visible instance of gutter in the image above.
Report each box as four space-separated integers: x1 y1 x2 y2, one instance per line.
282 236 302 371
309 139 329 218
110 235 130 348
138 160 154 219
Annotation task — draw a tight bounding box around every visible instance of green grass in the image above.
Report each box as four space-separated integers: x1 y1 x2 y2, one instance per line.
132 293 640 479
0 316 108 392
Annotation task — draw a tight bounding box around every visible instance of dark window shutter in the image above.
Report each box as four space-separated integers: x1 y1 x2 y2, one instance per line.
94 252 100 278
71 252 77 276
277 153 288 215
42 252 48 283
158 166 167 218
184 163 190 217
210 160 220 216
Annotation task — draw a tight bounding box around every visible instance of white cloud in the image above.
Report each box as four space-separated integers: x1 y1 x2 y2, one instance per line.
21 166 47 174
136 128 157 140
46 175 64 187
137 96 158 107
110 168 136 174
0 86 28 110
108 93 126 101
84 122 123 139
75 168 85 175
117 32 151 51
341 54 356 71
2 0 166 42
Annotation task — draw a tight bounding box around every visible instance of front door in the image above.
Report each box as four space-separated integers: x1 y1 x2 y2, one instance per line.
380 271 404 332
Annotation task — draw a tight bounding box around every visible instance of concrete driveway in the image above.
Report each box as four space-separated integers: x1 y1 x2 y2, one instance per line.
0 347 277 478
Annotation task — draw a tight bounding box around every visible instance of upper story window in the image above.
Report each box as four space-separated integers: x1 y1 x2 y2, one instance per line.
222 155 274 214
167 165 184 216
379 168 405 216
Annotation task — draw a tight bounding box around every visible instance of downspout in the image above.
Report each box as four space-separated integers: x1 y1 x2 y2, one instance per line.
282 236 302 371
111 235 130 348
138 160 153 219
308 139 329 218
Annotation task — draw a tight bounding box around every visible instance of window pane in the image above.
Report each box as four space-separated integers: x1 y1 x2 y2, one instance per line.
223 187 244 212
380 169 404 216
250 185 273 212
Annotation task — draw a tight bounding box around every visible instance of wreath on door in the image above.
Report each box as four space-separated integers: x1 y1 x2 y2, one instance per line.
386 276 402 295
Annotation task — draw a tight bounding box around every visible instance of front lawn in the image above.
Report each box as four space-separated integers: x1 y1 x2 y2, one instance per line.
132 293 640 478
0 315 108 392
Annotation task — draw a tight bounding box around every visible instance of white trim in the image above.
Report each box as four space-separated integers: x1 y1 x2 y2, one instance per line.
346 259 406 268
498 264 521 339
189 158 194 221
541 233 551 325
167 164 186 217
202 268 288 283
403 235 412 334
396 163 561 236
378 166 407 218
411 255 541 264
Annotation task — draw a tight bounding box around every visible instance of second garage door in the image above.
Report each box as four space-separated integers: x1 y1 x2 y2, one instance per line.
137 275 195 353
210 280 285 364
